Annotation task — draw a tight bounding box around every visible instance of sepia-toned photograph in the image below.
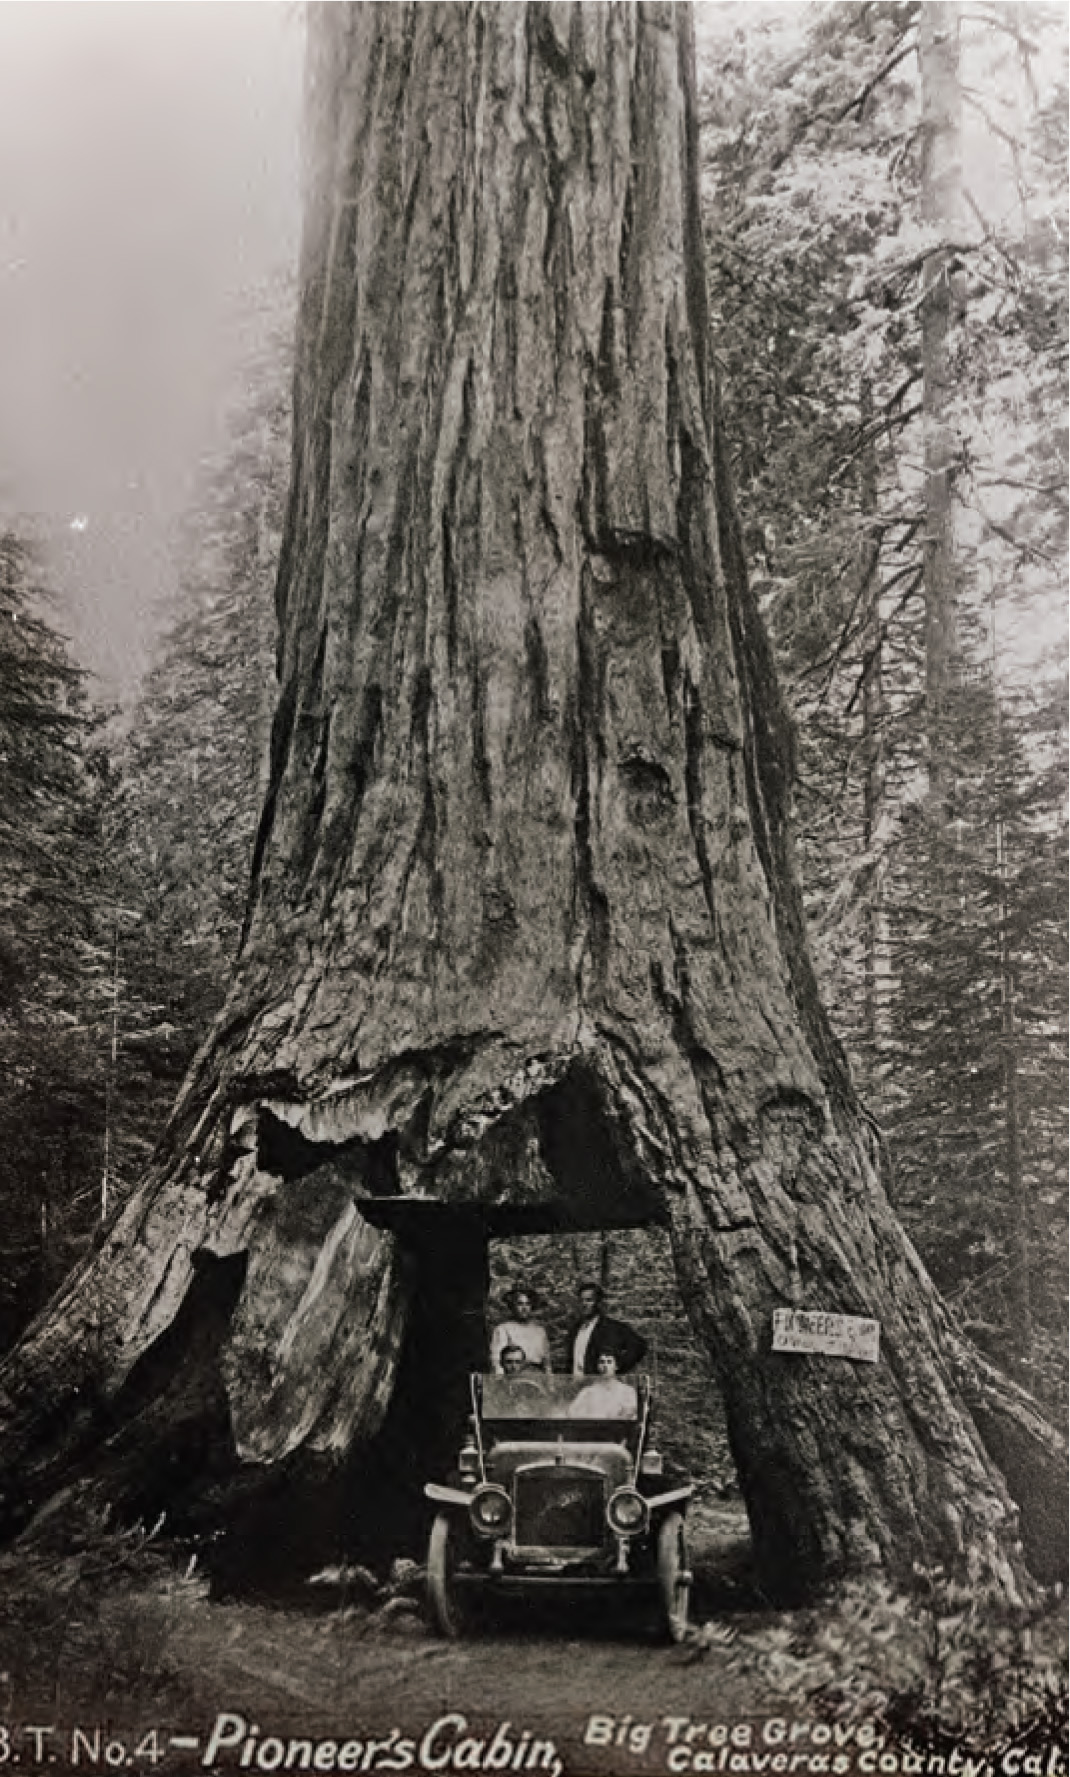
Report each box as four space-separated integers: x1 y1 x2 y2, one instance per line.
0 4 1065 1774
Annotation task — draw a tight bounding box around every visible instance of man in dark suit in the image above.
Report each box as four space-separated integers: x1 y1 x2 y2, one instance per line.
568 1282 647 1376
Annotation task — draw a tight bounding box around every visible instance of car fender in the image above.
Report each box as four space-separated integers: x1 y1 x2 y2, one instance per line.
642 1485 694 1513
425 1481 476 1508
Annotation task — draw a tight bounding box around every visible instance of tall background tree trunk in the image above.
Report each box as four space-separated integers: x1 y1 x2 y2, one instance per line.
919 0 964 809
0 1 1061 1596
993 699 1033 1374
859 378 888 1070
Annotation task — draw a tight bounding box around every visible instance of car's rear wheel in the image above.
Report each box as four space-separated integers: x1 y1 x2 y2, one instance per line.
656 1511 691 1643
427 1511 480 1638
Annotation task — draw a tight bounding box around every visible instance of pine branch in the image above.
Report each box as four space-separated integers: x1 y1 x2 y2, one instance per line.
841 568 926 717
959 9 1040 58
976 498 1065 566
829 400 924 488
833 34 919 123
960 86 1028 183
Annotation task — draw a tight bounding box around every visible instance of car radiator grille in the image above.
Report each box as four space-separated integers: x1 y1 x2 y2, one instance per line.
514 1466 605 1548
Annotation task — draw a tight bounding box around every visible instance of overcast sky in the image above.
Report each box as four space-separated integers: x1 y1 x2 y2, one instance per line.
0 3 303 696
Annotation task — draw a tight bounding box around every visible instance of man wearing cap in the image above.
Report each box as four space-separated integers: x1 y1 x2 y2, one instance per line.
568 1282 647 1376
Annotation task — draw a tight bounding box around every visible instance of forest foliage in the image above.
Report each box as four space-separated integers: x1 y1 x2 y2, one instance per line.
0 5 1065 1408
0 287 289 1350
698 0 1068 1397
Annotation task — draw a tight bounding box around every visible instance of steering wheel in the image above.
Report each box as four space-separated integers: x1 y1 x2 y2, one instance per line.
506 1374 548 1399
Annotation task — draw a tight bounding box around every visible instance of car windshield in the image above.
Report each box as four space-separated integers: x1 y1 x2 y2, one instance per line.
479 1372 641 1422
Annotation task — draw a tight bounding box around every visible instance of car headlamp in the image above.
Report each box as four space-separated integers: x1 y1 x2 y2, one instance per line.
606 1487 649 1536
468 1484 513 1538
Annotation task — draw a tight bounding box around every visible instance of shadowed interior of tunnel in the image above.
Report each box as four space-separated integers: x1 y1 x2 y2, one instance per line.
256 1107 400 1195
21 1251 254 1557
532 1069 670 1232
254 1063 669 1234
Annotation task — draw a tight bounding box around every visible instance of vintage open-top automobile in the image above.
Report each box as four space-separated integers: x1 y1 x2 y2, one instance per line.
424 1372 693 1639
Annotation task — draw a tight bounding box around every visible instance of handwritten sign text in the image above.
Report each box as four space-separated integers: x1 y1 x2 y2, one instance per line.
772 1309 881 1363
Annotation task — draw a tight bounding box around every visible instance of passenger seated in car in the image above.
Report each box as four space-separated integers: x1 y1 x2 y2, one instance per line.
498 1344 548 1398
568 1350 637 1419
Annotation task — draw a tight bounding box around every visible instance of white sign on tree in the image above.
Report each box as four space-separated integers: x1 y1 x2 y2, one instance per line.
772 1309 881 1364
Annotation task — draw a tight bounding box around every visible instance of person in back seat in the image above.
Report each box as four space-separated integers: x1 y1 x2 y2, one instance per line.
568 1282 646 1376
490 1284 552 1374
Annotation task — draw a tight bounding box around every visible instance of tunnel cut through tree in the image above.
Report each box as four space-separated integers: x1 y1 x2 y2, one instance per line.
0 1 1063 1597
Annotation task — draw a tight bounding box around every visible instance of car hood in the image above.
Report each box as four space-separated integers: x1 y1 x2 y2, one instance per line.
486 1440 633 1487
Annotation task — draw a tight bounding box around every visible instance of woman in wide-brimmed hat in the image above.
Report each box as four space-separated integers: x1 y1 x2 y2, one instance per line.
489 1282 551 1374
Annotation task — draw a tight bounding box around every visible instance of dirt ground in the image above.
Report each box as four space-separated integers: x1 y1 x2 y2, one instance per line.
0 1500 1065 1777
0 1502 779 1772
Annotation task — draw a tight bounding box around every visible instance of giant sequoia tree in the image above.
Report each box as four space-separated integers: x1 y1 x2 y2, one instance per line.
0 2 1062 1598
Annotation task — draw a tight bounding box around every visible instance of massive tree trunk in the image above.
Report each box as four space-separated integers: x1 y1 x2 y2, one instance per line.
0 1 1062 1597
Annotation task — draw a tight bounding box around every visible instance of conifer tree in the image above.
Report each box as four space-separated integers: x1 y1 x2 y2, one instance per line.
0 530 115 1347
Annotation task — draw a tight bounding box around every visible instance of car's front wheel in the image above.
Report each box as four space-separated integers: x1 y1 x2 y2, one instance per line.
427 1511 479 1638
656 1511 691 1643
